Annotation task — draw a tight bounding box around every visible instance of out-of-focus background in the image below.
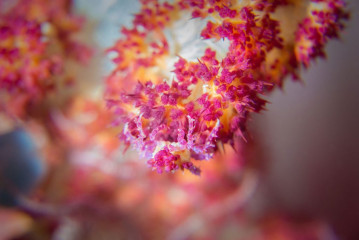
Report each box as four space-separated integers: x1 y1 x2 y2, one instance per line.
248 0 359 238
0 0 358 239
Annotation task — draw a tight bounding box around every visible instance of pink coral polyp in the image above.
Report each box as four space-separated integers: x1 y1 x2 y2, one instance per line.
106 0 348 175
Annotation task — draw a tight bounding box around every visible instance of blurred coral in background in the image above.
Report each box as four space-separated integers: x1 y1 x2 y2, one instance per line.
0 0 92 119
0 0 357 239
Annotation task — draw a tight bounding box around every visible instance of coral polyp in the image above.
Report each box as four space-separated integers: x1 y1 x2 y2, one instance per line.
105 0 348 175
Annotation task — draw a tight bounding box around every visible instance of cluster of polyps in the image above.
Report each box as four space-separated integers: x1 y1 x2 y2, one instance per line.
0 0 90 118
106 0 348 175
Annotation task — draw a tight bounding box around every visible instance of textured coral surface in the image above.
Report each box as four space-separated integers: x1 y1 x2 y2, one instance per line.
105 0 348 174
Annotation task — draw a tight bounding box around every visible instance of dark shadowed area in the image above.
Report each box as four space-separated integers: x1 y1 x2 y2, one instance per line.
249 0 359 239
